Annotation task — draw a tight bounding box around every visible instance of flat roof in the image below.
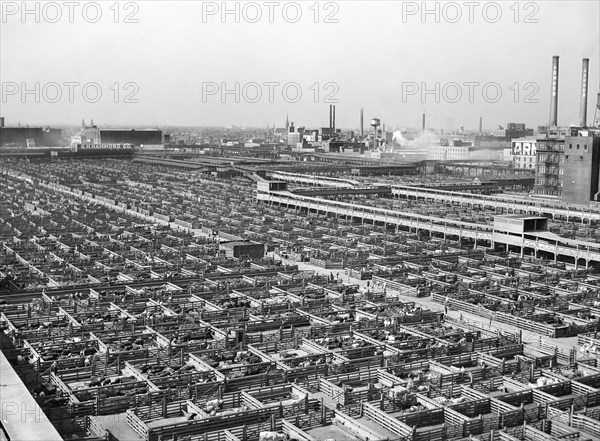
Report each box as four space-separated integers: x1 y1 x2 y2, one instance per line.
495 215 546 221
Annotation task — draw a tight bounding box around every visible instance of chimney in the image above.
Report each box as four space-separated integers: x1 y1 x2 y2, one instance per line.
329 105 332 137
422 113 426 132
479 116 483 133
549 55 559 127
360 109 364 139
0 117 4 128
580 58 589 127
332 105 336 135
595 92 600 128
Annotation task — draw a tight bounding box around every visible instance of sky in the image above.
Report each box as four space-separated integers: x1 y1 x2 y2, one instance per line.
1 0 599 130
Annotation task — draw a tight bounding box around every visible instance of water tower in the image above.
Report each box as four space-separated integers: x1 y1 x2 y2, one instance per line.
371 117 380 149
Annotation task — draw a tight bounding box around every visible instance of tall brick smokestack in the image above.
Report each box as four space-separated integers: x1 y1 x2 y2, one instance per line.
549 56 559 127
360 109 364 139
580 58 589 127
332 105 336 136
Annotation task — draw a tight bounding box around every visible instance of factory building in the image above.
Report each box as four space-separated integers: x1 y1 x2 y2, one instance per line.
427 144 504 161
562 131 600 206
100 129 163 146
533 57 600 199
71 119 163 149
0 118 62 147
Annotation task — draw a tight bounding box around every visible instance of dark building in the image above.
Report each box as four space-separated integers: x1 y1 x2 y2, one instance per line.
474 123 532 147
505 123 534 139
534 136 565 197
0 126 63 147
562 132 600 205
219 241 265 259
99 129 162 146
325 141 365 153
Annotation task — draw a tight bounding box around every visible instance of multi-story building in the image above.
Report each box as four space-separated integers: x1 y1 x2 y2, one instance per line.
562 130 600 205
533 129 570 197
427 145 470 161
511 137 538 170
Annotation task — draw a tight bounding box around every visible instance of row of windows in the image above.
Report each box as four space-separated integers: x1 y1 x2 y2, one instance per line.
537 165 564 175
535 188 562 196
537 153 564 163
535 179 563 188
568 144 588 150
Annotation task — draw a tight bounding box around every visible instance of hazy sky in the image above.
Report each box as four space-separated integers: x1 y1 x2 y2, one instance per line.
1 0 599 130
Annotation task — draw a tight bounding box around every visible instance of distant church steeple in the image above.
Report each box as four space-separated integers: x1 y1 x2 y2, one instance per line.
81 118 85 128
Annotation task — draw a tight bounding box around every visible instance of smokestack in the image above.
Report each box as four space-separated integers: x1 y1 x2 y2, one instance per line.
360 109 364 139
332 105 336 135
549 55 559 127
479 116 482 133
580 58 590 127
0 117 4 128
422 113 426 132
329 105 332 136
595 92 600 128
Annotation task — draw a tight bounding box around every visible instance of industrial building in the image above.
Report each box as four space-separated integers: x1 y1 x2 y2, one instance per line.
0 117 63 147
562 131 600 205
71 119 163 148
534 56 600 202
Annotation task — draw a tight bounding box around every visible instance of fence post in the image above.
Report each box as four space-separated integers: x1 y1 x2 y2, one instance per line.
569 404 574 426
320 397 325 424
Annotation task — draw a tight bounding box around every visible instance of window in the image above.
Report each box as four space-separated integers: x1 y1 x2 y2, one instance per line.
569 144 572 149
577 145 580 149
566 155 569 159
559 167 564 175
